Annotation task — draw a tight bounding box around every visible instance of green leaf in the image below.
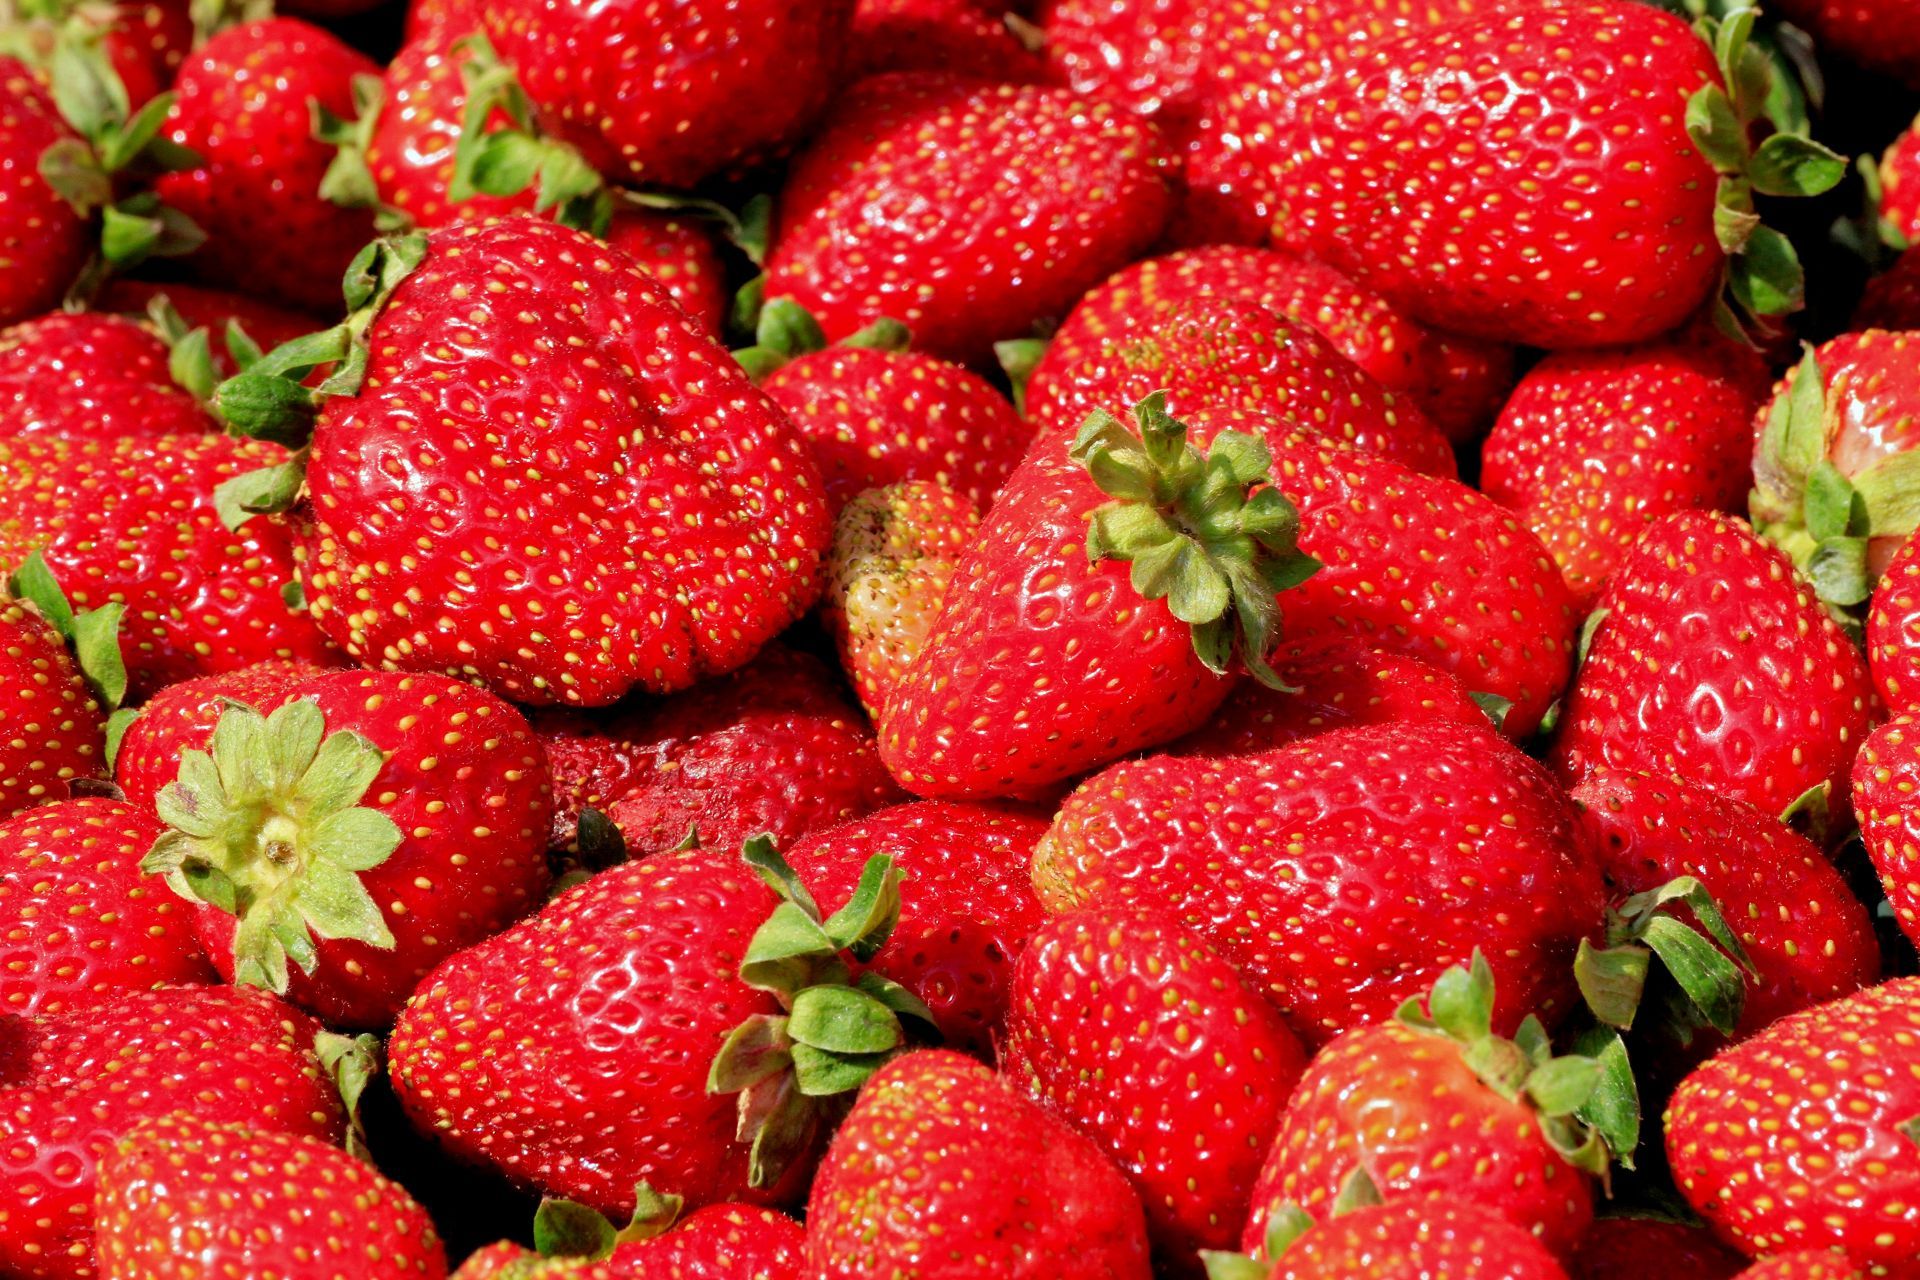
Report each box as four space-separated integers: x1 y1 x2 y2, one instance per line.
1852 450 1920 538
290 718 386 815
1467 691 1512 732
789 1042 889 1097
295 860 396 950
466 130 545 199
615 1183 686 1245
1899 1116 1920 1149
1425 951 1495 1043
818 854 902 960
840 318 911 352
1803 461 1867 541
735 1071 815 1190
1686 84 1749 173
1200 1253 1273 1280
786 984 904 1055
9 550 77 637
1524 1056 1602 1116
48 37 128 140
1642 915 1747 1036
103 707 137 771
1575 938 1652 1030
212 457 308 530
1573 1026 1641 1168
532 1199 617 1261
853 970 940 1038
739 833 821 920
754 297 827 360
707 1013 793 1095
1262 1203 1315 1260
1749 132 1847 197
212 373 320 448
306 807 404 873
1730 224 1806 317
574 807 627 871
314 1030 381 1162
1806 537 1871 608
36 138 111 215
1329 1167 1383 1217
68 601 126 710
994 338 1049 415
739 901 837 996
169 326 219 402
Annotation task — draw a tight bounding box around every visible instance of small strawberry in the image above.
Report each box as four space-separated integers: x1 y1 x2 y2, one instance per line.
1212 1195 1573 1280
0 984 344 1280
850 0 1046 81
1001 904 1307 1271
1772 0 1920 87
763 73 1175 365
805 1048 1153 1279
1667 977 1920 1272
453 1187 805 1278
1570 1217 1745 1280
0 796 213 1016
0 593 106 819
1033 722 1604 1048
126 664 554 1028
1731 1257 1865 1280
93 1114 447 1279
0 59 93 325
1847 716 1920 955
1549 511 1873 822
0 310 211 440
822 480 980 721
1868 531 1920 713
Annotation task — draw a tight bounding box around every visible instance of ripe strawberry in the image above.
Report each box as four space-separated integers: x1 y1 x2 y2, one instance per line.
1033 722 1604 1048
94 1114 447 1279
1868 532 1920 713
453 1190 805 1278
0 432 335 698
1026 290 1457 479
850 0 1046 81
763 73 1175 365
1847 716 1920 955
822 480 980 720
0 310 211 441
1856 251 1920 331
127 664 554 1028
1001 904 1307 1271
1881 116 1920 245
1667 977 1920 1271
787 799 1051 1055
1222 1197 1574 1280
1772 0 1920 87
1549 511 1873 822
806 1049 1152 1279
0 598 105 819
481 0 851 188
0 796 213 1017
1038 0 1216 121
2 0 193 112
110 659 321 808
1731 1257 1866 1280
95 280 324 372
877 396 1317 799
155 19 380 313
0 984 343 1280
215 220 830 707
526 708 649 852
1570 1217 1745 1280
0 59 92 326
1480 335 1771 607
600 212 727 339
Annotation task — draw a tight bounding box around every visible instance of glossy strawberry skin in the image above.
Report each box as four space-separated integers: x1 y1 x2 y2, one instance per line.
1849 717 1920 955
1667 978 1920 1271
0 60 91 327
601 212 727 340
607 1205 806 1280
1569 1218 1745 1280
366 25 531 230
0 312 212 441
0 433 337 699
0 797 213 1017
1550 511 1873 822
156 19 381 314
805 1049 1153 1279
1729 1256 1866 1280
765 73 1175 366
298 218 830 708
1882 117 1920 245
0 600 104 820
0 984 343 1280
1033 722 1604 1048
1001 905 1307 1270
111 660 323 810
1869 532 1920 714
787 800 1051 1056
850 0 1046 81
1267 1201 1573 1280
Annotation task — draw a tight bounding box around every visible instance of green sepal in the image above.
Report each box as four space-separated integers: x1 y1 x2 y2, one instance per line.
620 188 773 264
730 275 766 343
840 318 911 352
1572 1024 1641 1171
281 578 306 612
312 74 389 216
1264 1203 1315 1258
1574 938 1653 1031
1200 1253 1272 1280
1899 1116 1920 1149
103 707 137 771
447 33 610 235
787 984 904 1055
573 807 628 872
994 337 1048 415
98 193 204 267
1779 781 1834 844
166 321 219 402
213 451 308 531
532 1198 618 1260
1328 1167 1383 1217
9 549 126 710
314 1030 381 1162
1579 876 1754 1041
1466 691 1513 732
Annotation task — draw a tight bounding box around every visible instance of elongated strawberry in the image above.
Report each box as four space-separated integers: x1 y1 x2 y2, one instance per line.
1212 1195 1573 1280
0 310 211 440
1667 978 1920 1271
0 596 105 819
0 59 92 325
1034 722 1604 1048
806 1048 1153 1279
1550 511 1873 821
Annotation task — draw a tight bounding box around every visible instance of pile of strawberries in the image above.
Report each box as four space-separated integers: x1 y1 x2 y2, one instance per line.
7 0 1920 1275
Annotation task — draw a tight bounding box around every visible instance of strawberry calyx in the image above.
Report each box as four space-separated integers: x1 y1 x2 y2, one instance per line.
314 1029 381 1162
1070 391 1319 690
1200 1170 1385 1278
733 296 911 380
7 548 126 715
310 71 408 229
142 292 267 403
526 1182 686 1263
140 696 404 995
1576 876 1757 1046
447 33 614 236
707 834 937 1189
993 336 1049 415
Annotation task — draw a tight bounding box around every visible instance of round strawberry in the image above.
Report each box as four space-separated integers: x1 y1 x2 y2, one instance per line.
0 59 92 327
0 311 211 441
0 598 105 820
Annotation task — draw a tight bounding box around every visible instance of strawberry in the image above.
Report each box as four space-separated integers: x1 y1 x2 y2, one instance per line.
1215 1196 1574 1280
1868 531 1920 713
1847 716 1920 955
95 280 324 372
787 799 1051 1055
0 597 105 819
1480 334 1771 607
877 396 1318 799
526 708 649 852
1549 511 1873 822
822 480 980 721
0 796 213 1016
1025 288 1458 479
0 983 343 1280
1570 1217 1746 1280
1731 1257 1867 1280
213 220 831 707
763 73 1176 366
805 1048 1153 1279
453 1189 805 1278
1001 904 1308 1271
0 310 211 440
1856 251 1920 331
0 59 93 325
599 212 727 340
93 1113 448 1280
1749 335 1920 605
1881 116 1920 246
1032 722 1604 1048
1038 0 1216 121
2 0 193 112
1666 977 1920 1271
849 0 1046 81
154 19 380 314
110 659 321 808
1240 956 1617 1262
126 664 554 1028
480 0 852 189
1772 0 1920 87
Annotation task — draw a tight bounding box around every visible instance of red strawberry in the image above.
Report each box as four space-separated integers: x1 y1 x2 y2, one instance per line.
1847 716 1920 955
1569 1217 1745 1280
95 280 324 372
526 708 649 852
0 796 213 1017
124 664 554 1028
214 220 830 708
787 799 1050 1055
110 660 320 808
1881 116 1920 245
1667 977 1920 1272
0 984 343 1280
0 310 211 441
1856 251 1920 331
1731 1257 1865 1280
1227 1198 1574 1280
849 0 1046 81
2 0 193 112
0 59 92 326
454 1190 805 1278
480 0 851 188
94 1114 447 1279
805 1049 1152 1279
1001 904 1307 1271
1549 511 1873 822
1033 722 1604 1048
1868 532 1920 713
1480 335 1771 607
822 480 980 721
1038 0 1216 121
600 212 727 340
155 19 380 314
763 73 1175 365
0 597 105 819
1772 0 1920 87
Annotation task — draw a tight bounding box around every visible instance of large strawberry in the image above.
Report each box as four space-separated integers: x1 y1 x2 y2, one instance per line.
213 220 830 707
0 310 211 440
805 1048 1153 1279
1667 978 1920 1271
1033 721 1604 1048
1550 511 1873 821
0 595 106 819
122 663 553 1028
0 59 93 324
763 73 1175 366
1002 904 1307 1272
0 984 343 1280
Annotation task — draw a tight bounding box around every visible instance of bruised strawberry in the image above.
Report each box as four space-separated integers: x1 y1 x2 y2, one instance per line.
0 59 92 326
0 597 105 819
0 310 211 441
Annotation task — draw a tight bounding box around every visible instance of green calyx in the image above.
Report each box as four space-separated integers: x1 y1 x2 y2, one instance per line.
314 1029 382 1162
140 697 403 995
994 337 1049 416
312 72 408 230
1200 1171 1384 1278
145 293 267 404
707 835 936 1190
449 33 612 236
1684 7 1846 341
732 296 910 380
1070 392 1319 690
1575 875 1756 1046
529 1182 685 1262
8 548 126 713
